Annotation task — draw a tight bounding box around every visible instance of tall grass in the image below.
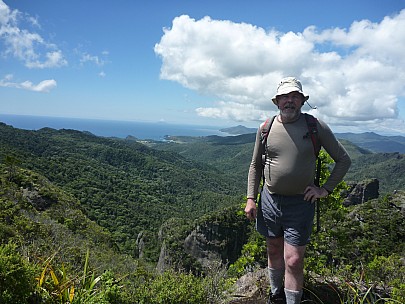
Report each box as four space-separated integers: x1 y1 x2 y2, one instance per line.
36 248 103 303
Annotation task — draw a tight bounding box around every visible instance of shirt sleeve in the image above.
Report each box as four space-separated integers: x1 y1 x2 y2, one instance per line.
246 127 264 199
317 119 352 192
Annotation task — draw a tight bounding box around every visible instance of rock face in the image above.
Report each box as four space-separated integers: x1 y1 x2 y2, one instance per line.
343 178 379 206
135 231 145 259
228 268 268 304
181 219 249 272
391 190 405 211
183 227 223 269
157 208 250 273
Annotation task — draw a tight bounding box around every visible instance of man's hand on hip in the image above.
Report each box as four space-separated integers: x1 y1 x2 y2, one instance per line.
304 185 329 203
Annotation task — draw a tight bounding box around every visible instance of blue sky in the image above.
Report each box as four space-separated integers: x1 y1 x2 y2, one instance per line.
1 0 405 134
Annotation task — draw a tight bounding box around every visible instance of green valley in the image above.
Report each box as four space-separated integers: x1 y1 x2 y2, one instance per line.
0 122 404 303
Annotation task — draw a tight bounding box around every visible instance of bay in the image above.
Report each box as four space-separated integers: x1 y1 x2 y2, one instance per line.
0 114 227 141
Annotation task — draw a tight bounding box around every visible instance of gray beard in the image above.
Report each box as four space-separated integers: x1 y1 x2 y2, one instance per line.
280 109 301 122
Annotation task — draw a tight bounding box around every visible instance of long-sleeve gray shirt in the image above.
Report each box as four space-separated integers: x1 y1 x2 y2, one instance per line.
247 114 351 198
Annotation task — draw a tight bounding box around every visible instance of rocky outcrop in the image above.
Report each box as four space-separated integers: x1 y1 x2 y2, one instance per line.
156 240 169 274
343 178 379 206
183 227 223 269
135 231 145 259
183 214 250 272
228 268 268 303
391 190 405 211
157 207 250 274
22 188 57 211
228 269 344 304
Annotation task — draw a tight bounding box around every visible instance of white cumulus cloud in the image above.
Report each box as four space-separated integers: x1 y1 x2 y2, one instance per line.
0 74 56 92
155 12 405 133
0 0 67 68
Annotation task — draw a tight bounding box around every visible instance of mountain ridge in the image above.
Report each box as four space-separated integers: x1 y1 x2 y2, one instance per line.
220 125 405 153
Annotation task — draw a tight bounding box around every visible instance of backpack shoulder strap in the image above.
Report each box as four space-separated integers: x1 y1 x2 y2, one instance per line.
260 115 276 146
259 116 276 184
304 114 322 233
304 113 320 158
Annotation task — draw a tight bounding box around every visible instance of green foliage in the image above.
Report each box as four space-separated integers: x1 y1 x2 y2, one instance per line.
366 254 405 300
0 123 243 260
0 164 141 302
0 122 404 303
152 133 255 189
227 226 266 277
158 205 250 275
134 269 205 303
3 154 21 181
318 149 350 210
345 152 405 194
336 132 405 154
35 249 132 304
131 266 230 304
305 194 405 303
0 243 36 304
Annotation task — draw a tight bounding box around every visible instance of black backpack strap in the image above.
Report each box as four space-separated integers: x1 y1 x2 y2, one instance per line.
260 116 276 185
304 113 320 158
304 113 321 184
260 116 276 164
304 113 322 233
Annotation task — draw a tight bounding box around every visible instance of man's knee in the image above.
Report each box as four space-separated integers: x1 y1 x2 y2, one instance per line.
284 244 306 270
285 253 304 270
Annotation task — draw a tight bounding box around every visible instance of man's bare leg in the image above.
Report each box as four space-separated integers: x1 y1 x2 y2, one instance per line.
266 237 285 296
283 242 306 303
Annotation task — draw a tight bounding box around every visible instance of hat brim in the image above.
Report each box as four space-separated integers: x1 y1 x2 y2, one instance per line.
272 89 309 104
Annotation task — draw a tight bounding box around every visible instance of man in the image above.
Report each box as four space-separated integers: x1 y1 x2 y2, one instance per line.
245 77 351 304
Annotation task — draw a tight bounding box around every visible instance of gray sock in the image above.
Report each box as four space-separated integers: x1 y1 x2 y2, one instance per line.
284 288 303 304
267 267 285 295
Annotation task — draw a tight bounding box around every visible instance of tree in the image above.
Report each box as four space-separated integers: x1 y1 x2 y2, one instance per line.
4 154 21 182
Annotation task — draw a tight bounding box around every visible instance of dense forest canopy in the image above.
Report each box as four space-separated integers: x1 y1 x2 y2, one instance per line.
0 123 243 259
0 122 404 303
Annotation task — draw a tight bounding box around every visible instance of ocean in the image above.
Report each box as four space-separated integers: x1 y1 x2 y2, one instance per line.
0 114 227 141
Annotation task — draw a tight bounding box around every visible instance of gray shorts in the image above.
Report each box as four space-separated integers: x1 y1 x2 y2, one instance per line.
256 188 315 246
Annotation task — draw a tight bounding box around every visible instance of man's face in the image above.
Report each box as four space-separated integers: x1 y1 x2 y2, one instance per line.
276 91 304 119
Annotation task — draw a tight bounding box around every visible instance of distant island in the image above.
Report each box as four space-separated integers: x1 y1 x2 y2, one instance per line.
219 125 256 135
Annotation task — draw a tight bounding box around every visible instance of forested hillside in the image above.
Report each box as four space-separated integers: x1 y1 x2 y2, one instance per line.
160 134 256 184
155 134 405 195
0 123 243 260
1 123 404 303
0 163 136 275
219 126 405 154
336 132 405 153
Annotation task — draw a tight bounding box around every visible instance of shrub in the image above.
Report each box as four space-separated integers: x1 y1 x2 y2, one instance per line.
367 254 405 302
0 243 36 304
131 267 231 304
133 269 204 303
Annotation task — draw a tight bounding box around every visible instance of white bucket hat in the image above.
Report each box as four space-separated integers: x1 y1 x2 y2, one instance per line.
272 77 309 104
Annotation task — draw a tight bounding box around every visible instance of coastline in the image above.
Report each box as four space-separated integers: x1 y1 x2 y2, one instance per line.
0 114 227 141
